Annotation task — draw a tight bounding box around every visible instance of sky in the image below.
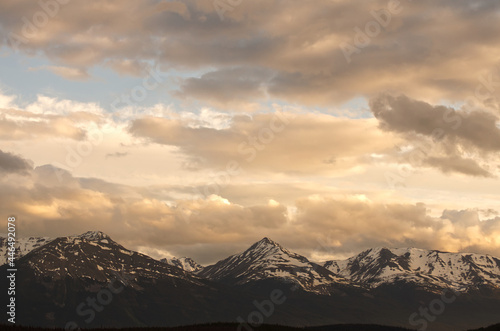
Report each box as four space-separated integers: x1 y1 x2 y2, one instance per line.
0 0 499 264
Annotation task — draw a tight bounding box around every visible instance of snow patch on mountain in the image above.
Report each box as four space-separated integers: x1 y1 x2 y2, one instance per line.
323 247 500 291
161 257 204 272
199 237 353 294
0 231 116 265
0 236 53 265
77 230 110 241
15 231 207 288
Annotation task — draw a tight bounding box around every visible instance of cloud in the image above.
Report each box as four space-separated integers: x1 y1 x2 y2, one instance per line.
0 108 86 140
176 67 273 109
1 0 500 107
1 0 499 266
106 59 149 77
29 65 90 81
106 152 129 158
0 161 291 262
424 156 492 178
370 94 500 152
0 149 33 175
369 94 500 177
4 163 500 263
128 111 401 175
1 151 498 264
290 197 500 261
0 93 105 140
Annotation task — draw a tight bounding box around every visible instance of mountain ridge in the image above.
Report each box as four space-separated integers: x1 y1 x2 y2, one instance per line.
323 246 500 291
2 231 500 330
198 237 361 293
4 232 500 293
161 256 204 272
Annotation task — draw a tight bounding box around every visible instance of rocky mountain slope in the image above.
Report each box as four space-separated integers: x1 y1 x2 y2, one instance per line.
20 231 205 285
0 231 251 328
0 235 52 265
161 257 203 272
198 237 356 294
323 247 500 291
2 232 500 330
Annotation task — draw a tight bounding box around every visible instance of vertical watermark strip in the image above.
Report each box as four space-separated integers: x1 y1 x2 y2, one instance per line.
6 216 17 324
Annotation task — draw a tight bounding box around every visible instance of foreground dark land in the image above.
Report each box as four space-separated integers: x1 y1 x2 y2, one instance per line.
1 323 500 330
0 323 414 330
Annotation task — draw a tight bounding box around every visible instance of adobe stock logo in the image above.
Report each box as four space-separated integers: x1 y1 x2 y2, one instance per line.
408 288 460 331
64 273 133 330
110 64 169 112
340 0 403 64
7 0 71 52
236 289 286 330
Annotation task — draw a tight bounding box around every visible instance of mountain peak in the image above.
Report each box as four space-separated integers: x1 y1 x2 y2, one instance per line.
77 230 110 241
242 237 293 260
251 237 285 250
257 237 280 246
199 237 350 293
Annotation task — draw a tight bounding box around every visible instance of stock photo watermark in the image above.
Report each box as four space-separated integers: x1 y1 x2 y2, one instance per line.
465 65 500 114
340 0 403 64
110 64 169 112
64 272 133 330
408 288 460 331
236 289 287 331
6 216 17 324
52 63 168 183
384 65 500 189
7 0 70 52
52 128 104 183
179 110 296 220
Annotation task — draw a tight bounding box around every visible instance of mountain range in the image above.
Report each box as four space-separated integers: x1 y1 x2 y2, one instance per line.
161 256 204 272
324 246 500 291
1 231 500 330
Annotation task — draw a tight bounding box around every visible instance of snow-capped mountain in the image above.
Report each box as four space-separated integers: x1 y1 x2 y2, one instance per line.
323 247 500 291
0 231 120 266
198 237 353 293
2 232 500 330
21 230 205 286
5 232 500 293
161 257 203 272
77 230 110 241
0 231 252 328
0 235 53 265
